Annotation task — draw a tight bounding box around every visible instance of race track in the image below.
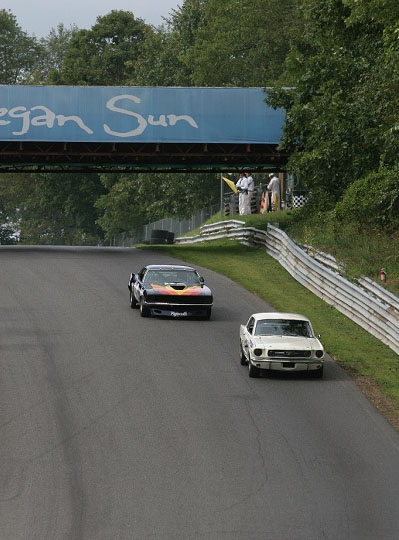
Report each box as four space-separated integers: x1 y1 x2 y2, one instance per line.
1 246 398 540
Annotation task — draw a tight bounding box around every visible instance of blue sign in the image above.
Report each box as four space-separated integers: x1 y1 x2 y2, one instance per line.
0 86 284 144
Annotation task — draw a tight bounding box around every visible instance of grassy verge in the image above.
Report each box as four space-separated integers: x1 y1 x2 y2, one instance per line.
142 239 399 426
283 220 399 296
185 210 399 296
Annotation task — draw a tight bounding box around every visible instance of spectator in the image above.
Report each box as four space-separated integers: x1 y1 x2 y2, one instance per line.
244 171 255 214
235 172 246 215
267 172 280 211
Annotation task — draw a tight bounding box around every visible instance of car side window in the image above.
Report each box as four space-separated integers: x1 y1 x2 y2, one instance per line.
247 317 255 334
138 268 146 282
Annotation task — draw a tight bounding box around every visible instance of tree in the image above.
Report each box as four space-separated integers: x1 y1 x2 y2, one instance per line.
185 0 302 86
132 0 209 86
55 10 150 85
267 0 390 206
0 192 18 244
164 0 209 85
34 24 78 84
95 171 220 239
0 223 17 244
343 0 399 26
0 9 42 83
129 26 184 86
0 172 106 245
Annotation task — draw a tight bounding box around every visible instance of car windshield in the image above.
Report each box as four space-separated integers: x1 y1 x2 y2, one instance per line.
254 319 313 338
144 270 201 287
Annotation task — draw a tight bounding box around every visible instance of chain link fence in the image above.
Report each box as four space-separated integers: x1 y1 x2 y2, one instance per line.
112 203 220 246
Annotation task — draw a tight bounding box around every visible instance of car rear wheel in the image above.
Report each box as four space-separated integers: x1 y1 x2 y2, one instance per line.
248 360 261 378
140 298 151 317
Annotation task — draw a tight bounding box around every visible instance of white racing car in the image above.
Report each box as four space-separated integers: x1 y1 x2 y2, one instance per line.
240 312 324 378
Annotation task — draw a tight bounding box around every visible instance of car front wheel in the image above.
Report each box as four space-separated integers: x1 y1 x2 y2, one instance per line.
310 366 324 378
203 308 212 320
130 290 138 309
240 342 248 365
140 298 151 317
248 360 261 378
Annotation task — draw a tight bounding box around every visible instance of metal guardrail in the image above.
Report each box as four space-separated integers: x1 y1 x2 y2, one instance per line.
175 222 399 354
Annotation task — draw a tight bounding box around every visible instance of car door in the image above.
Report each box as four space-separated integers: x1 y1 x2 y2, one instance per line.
134 268 146 302
242 317 255 359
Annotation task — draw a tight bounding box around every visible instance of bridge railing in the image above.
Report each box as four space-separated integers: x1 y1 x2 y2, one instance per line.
175 221 399 354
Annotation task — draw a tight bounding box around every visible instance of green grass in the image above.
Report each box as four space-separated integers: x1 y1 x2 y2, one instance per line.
187 209 399 296
142 239 399 408
282 217 399 296
184 209 296 236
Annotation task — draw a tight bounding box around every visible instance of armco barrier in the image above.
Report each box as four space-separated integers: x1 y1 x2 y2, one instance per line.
175 222 399 354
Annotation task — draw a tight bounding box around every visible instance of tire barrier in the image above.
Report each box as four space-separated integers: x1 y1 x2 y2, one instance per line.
150 229 174 245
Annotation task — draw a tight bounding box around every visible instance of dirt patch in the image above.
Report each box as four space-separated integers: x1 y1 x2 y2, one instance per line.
353 374 399 430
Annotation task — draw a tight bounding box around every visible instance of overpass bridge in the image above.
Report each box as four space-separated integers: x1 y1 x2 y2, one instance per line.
0 86 287 173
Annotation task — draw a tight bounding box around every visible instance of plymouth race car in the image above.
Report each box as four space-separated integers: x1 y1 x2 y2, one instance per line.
240 312 324 378
128 264 213 319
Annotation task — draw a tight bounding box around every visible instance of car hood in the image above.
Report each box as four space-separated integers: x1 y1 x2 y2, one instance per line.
146 283 212 296
251 335 322 350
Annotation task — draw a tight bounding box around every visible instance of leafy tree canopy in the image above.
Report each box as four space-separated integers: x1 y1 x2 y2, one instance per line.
96 171 220 239
132 0 209 86
267 0 395 208
33 24 78 84
0 172 106 245
55 10 150 85
185 0 302 86
0 1 306 242
0 9 42 83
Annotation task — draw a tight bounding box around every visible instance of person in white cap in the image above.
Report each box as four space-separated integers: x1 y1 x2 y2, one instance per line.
267 172 280 211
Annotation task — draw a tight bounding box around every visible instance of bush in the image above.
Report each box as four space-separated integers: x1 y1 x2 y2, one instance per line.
333 167 399 232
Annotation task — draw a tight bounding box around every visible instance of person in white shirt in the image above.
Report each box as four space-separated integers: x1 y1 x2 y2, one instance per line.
267 172 280 211
244 171 255 214
235 172 246 215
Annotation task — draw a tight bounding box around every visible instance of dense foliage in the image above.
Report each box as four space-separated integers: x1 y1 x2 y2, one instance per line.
95 172 218 237
333 167 399 232
51 11 149 86
0 173 106 244
186 0 301 86
0 0 301 243
0 0 397 243
267 0 399 232
0 9 42 84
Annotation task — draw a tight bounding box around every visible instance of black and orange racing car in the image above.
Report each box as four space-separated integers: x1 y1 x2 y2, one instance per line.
128 264 213 319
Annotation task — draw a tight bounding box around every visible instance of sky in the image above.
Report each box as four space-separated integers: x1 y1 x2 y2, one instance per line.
3 0 183 38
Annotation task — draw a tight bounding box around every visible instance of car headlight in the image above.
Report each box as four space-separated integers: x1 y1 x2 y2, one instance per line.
315 350 324 358
254 348 263 357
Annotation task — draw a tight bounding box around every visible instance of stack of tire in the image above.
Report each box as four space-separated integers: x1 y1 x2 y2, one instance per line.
150 230 175 245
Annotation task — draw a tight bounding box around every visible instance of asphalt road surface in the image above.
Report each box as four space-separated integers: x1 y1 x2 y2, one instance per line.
1 246 399 540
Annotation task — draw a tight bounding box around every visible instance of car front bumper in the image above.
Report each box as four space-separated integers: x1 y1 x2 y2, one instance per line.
249 358 323 372
144 301 212 318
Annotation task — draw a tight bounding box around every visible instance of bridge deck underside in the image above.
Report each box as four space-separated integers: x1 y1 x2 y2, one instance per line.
0 141 288 173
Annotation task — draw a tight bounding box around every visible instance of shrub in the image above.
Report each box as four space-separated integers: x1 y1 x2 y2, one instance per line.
333 167 399 232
